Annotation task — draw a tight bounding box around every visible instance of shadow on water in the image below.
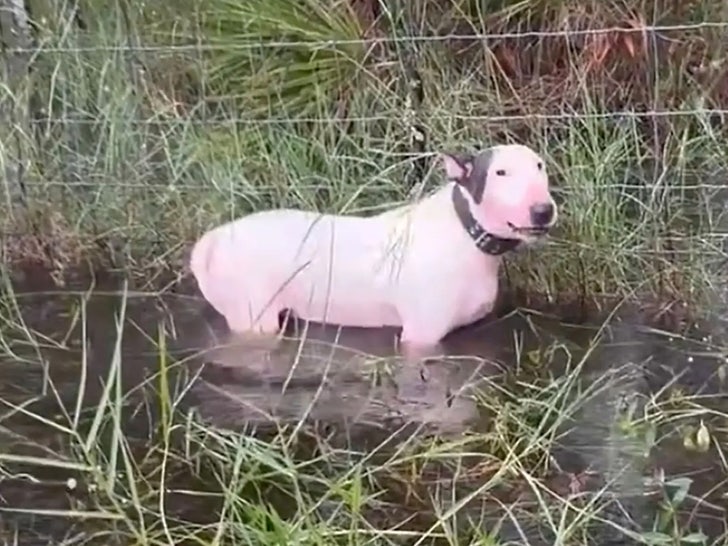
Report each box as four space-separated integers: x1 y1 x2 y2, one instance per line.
1 269 727 544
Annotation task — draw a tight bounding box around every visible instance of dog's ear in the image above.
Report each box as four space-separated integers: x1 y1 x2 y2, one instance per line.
440 153 474 183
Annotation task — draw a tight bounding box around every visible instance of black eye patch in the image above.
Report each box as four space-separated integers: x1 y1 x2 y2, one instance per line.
537 162 543 170
495 169 506 176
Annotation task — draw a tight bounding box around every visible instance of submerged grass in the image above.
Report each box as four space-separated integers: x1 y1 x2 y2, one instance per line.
1 282 727 544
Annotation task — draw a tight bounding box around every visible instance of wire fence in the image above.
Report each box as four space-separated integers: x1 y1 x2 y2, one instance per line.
17 109 728 125
1 3 728 296
2 21 728 52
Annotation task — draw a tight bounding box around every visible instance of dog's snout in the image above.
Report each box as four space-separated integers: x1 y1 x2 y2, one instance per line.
530 202 555 226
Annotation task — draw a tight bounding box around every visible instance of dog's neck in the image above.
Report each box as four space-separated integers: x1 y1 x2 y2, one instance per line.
451 185 521 256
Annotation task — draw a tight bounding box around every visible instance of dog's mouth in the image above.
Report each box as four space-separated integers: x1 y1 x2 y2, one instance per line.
508 222 550 236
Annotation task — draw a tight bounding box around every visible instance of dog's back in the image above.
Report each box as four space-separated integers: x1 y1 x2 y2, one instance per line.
189 207 412 331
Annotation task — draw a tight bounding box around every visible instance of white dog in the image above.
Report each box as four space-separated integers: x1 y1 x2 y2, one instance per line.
190 144 557 352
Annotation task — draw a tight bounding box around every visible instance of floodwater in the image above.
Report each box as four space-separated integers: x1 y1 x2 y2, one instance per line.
1 269 727 544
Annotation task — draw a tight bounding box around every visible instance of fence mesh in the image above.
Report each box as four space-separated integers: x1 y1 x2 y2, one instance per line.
1 2 726 313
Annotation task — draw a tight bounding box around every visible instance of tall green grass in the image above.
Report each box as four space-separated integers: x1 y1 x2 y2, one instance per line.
1 0 728 310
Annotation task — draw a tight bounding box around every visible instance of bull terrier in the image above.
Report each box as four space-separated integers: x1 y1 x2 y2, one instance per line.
190 143 558 357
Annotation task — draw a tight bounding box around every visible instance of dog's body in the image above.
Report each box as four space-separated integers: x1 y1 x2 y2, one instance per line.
190 144 558 349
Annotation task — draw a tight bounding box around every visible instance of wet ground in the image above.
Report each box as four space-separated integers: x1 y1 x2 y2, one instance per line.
1 269 727 544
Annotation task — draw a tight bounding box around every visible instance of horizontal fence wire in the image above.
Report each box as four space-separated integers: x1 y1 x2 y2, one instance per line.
4 21 728 53
20 110 728 125
13 181 728 191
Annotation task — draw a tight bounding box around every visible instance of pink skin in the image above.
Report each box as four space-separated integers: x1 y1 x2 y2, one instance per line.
441 144 557 242
189 144 558 362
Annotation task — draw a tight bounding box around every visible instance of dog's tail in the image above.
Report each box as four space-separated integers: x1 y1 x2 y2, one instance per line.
189 229 219 301
190 232 209 279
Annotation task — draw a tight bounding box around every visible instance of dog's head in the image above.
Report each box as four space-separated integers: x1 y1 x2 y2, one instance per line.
441 144 557 243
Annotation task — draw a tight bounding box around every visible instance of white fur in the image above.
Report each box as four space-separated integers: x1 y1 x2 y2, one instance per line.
190 144 557 349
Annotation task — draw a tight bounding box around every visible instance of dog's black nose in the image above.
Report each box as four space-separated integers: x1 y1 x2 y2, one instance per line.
530 202 554 226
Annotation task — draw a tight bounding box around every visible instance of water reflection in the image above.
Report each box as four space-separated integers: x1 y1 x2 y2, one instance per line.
0 271 726 544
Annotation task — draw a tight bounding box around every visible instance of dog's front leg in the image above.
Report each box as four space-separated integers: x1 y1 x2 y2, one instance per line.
393 321 451 401
401 334 444 362
394 340 448 403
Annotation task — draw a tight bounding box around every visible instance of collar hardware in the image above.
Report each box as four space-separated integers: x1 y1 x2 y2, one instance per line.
451 185 521 256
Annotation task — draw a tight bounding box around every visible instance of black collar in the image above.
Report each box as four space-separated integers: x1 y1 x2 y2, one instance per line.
451 185 521 256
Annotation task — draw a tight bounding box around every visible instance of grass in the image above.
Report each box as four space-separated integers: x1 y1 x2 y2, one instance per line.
0 282 727 544
2 0 728 543
0 0 727 314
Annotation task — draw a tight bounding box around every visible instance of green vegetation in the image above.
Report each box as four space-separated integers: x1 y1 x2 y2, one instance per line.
1 286 726 544
2 0 728 544
1 0 726 310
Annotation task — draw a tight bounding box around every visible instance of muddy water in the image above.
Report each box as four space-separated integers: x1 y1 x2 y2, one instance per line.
1 270 727 544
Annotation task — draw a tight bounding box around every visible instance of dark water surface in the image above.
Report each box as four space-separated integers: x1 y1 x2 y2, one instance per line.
0 270 726 544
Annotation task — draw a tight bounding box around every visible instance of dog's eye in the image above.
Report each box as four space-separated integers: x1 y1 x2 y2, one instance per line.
495 169 506 176
537 162 543 170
